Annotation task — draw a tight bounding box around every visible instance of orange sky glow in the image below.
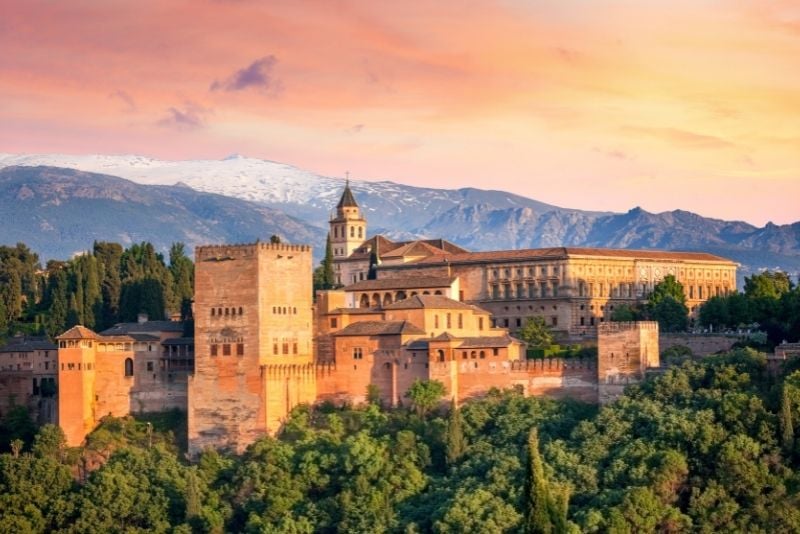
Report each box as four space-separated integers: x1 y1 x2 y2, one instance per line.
1 0 799 225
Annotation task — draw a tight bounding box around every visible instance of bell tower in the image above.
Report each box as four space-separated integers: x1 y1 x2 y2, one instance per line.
329 178 366 260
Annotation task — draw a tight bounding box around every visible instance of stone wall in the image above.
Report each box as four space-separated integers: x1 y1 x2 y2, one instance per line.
597 321 659 404
660 334 738 356
189 242 314 455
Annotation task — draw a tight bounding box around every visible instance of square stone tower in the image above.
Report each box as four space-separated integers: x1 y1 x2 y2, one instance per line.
597 321 659 403
188 242 315 455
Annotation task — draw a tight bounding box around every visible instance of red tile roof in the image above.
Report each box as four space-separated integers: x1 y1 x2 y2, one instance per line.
344 276 455 291
404 247 735 266
333 320 426 337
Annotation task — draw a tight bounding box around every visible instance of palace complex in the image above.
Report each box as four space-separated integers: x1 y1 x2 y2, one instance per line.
0 183 739 453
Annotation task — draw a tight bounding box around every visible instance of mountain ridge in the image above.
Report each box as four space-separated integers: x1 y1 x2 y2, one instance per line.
0 154 797 283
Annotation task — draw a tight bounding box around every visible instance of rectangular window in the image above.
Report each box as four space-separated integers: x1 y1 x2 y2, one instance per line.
330 318 338 328
293 343 298 355
223 344 231 356
273 343 278 355
551 316 558 326
353 347 363 359
282 343 289 355
458 314 463 329
447 313 452 329
479 318 484 330
516 318 522 327
493 348 499 356
210 344 218 357
236 343 244 356
146 361 154 371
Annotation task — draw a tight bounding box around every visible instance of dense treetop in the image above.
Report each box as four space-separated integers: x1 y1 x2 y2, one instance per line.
3 348 800 532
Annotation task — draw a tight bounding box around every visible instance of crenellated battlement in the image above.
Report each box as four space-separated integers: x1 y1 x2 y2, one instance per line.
598 321 658 333
261 362 316 378
510 358 597 373
196 242 312 261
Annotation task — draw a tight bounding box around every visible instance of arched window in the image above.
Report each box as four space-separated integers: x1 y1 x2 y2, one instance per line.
360 294 370 308
358 227 363 238
124 358 134 377
437 350 445 362
350 226 355 237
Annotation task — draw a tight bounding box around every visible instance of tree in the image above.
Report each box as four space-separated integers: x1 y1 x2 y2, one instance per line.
314 235 336 291
524 427 568 534
649 276 688 332
445 400 466 467
367 247 379 280
269 235 282 244
611 304 640 322
744 271 792 300
518 317 554 349
406 379 446 417
780 385 795 456
651 297 689 332
649 274 686 306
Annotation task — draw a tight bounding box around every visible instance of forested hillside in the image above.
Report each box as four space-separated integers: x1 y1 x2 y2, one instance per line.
0 240 193 340
2 349 800 532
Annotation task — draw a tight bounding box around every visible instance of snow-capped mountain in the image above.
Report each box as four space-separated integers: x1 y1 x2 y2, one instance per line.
0 153 575 234
0 153 798 283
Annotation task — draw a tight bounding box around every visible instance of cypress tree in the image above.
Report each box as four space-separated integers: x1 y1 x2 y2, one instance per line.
781 386 795 455
526 427 553 534
445 399 466 467
322 234 335 289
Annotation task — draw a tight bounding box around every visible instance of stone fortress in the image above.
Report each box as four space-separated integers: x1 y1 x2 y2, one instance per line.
2 183 740 453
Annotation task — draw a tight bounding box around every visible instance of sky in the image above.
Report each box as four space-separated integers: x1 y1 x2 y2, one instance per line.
1 0 799 226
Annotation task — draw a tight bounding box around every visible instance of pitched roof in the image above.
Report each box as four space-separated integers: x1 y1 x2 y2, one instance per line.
333 320 426 337
337 182 359 208
457 335 518 348
381 240 449 259
404 246 735 266
406 339 430 350
344 276 455 292
382 294 478 311
57 325 99 340
100 320 184 336
0 337 57 352
432 332 459 341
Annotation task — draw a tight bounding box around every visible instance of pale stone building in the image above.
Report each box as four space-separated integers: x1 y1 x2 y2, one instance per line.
330 185 738 338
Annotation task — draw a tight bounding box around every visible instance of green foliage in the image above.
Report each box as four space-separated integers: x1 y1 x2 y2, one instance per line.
648 274 687 306
698 272 800 346
518 317 554 349
407 379 446 417
610 304 641 322
6 349 800 532
445 401 466 467
650 296 689 332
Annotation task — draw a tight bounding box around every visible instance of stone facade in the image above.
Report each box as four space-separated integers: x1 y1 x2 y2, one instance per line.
597 321 659 404
330 187 738 339
188 242 316 455
55 321 191 447
0 337 57 425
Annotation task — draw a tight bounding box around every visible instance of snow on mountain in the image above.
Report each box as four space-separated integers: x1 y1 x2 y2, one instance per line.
0 153 570 233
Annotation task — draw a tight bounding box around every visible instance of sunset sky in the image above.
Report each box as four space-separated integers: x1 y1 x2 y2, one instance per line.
1 0 799 225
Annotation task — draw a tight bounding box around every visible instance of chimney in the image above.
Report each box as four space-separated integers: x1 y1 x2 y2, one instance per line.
137 313 149 324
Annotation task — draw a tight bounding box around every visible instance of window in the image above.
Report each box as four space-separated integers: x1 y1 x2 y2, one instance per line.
238 307 243 315
124 358 134 377
462 351 468 359
222 344 231 356
211 344 218 356
492 285 500 299
458 314 463 329
551 316 558 326
293 343 298 355
237 343 244 356
580 317 585 326
480 351 486 359
493 348 499 356
479 318 484 330
447 313 452 329
516 318 522 327
503 285 511 299
146 361 154 372
283 343 289 355
350 226 354 237
331 318 338 328
435 315 439 329
353 347 363 360
358 227 363 238
211 308 215 317
273 343 278 355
